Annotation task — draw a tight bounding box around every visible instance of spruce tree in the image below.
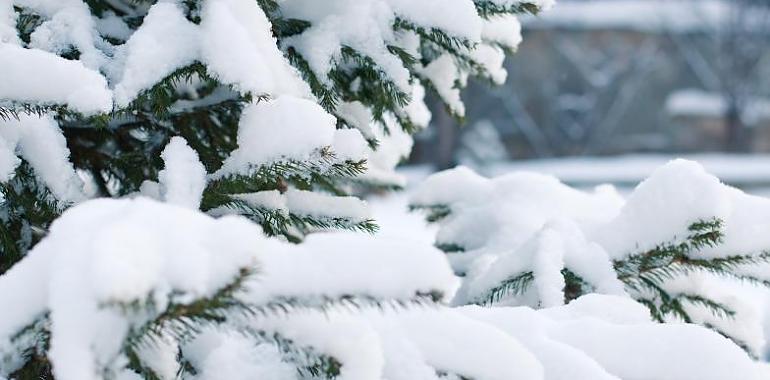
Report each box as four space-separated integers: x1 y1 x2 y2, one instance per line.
3 2 765 379
0 0 555 379
0 0 548 263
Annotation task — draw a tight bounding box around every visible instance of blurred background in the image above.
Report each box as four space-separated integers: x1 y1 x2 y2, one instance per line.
409 0 770 191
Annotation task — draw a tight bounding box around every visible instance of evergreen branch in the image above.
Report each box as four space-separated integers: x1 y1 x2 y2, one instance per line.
473 1 543 18
123 267 257 350
0 162 66 273
7 317 52 380
409 204 452 223
561 268 593 303
286 48 339 111
202 153 367 211
248 291 443 317
477 271 534 305
680 294 736 320
242 329 342 379
435 243 466 253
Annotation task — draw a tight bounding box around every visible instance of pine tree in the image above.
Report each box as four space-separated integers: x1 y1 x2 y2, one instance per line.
410 160 770 357
3 2 765 379
0 0 557 379
0 0 548 261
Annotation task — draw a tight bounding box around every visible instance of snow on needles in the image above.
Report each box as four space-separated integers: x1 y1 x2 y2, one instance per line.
0 198 260 380
0 197 456 379
214 96 339 177
0 195 766 379
0 43 112 114
412 159 770 356
0 114 85 202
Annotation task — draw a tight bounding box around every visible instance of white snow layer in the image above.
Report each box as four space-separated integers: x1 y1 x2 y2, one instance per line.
111 2 199 107
0 114 85 202
3 0 312 112
413 159 770 355
213 96 338 177
0 194 767 379
0 0 530 191
245 294 766 380
158 137 207 210
0 43 112 114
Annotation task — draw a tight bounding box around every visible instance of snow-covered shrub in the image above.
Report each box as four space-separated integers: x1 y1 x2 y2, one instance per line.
3 0 766 379
0 0 549 260
411 159 770 356
0 199 766 379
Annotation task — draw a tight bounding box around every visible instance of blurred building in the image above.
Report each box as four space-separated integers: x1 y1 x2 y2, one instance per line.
412 0 770 167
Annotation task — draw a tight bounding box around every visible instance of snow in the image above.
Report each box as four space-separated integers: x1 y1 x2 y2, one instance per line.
280 0 410 92
331 128 370 162
463 294 766 380
241 231 458 306
184 329 296 380
0 135 19 183
199 0 312 98
401 82 432 128
0 114 85 202
158 137 207 210
666 89 770 125
593 159 729 258
224 188 372 225
111 2 199 107
285 188 371 223
385 0 483 40
94 12 131 41
0 1 19 44
0 198 260 379
360 115 416 187
470 44 508 84
410 159 770 355
0 43 112 115
214 96 337 178
486 154 770 188
482 15 523 50
233 190 286 212
246 294 765 380
1 184 768 379
22 0 106 70
418 54 466 117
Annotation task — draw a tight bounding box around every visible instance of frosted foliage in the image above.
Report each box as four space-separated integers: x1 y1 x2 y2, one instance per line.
482 15 523 49
413 159 770 355
199 0 311 97
185 329 297 380
0 43 112 114
3 0 311 112
0 197 767 379
0 198 260 380
0 114 85 202
214 96 337 177
112 2 199 107
418 54 467 116
0 197 454 379
280 0 410 90
248 295 765 380
0 0 539 197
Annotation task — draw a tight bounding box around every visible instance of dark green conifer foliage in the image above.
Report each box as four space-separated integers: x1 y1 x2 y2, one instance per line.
1 1 549 378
